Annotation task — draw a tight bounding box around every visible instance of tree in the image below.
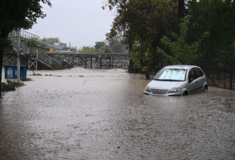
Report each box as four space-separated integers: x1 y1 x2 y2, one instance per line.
157 17 209 64
22 37 47 52
0 0 52 96
104 0 178 79
106 33 123 53
62 47 69 50
92 49 104 54
178 0 185 23
79 46 94 53
129 36 153 78
186 0 235 60
101 46 113 53
94 42 105 50
41 37 60 44
110 41 123 53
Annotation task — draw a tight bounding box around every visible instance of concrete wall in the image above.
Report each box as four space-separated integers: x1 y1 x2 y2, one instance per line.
47 53 129 69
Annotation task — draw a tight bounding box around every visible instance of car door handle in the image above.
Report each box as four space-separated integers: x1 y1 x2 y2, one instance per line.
196 81 198 84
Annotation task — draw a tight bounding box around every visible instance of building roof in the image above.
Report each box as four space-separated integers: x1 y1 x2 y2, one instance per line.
45 43 67 50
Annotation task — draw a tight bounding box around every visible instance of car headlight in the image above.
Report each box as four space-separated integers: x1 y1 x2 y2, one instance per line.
145 86 151 92
168 87 181 93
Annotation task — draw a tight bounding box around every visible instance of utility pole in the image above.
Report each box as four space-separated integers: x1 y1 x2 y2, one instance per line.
17 30 21 82
123 23 126 53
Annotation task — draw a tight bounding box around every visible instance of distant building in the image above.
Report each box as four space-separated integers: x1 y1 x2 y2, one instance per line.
95 40 109 46
94 40 109 50
45 42 67 51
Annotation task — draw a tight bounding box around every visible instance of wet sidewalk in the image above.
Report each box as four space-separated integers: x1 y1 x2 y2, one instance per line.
0 68 235 160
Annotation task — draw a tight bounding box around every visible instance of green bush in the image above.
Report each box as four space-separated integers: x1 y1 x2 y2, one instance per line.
1 82 15 91
1 80 24 92
21 77 32 81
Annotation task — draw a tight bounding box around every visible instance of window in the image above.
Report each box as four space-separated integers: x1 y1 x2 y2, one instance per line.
188 68 196 81
195 68 203 78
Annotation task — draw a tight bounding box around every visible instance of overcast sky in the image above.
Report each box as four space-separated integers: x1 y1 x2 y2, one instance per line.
28 0 115 49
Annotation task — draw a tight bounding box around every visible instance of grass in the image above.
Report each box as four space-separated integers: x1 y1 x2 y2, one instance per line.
1 80 24 92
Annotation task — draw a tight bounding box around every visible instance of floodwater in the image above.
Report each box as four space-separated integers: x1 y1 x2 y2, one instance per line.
0 67 235 160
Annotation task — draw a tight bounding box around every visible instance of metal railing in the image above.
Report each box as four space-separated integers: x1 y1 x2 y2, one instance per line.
7 34 62 70
193 60 235 90
33 48 61 68
11 30 40 40
151 59 235 90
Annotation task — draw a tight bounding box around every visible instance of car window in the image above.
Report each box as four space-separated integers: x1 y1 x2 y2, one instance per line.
188 68 196 81
195 68 203 78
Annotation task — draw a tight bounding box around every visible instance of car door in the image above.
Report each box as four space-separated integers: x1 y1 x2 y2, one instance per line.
187 68 198 94
194 68 205 93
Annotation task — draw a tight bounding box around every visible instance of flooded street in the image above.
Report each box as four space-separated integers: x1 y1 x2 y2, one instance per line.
0 67 235 160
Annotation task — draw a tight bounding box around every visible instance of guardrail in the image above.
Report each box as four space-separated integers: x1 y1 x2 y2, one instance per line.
8 34 62 70
11 30 40 40
150 59 235 90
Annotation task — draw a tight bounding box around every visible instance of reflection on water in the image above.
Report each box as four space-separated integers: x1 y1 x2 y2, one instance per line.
0 68 235 160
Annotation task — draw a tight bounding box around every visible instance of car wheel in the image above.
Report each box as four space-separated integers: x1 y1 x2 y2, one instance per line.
183 92 188 96
203 87 208 93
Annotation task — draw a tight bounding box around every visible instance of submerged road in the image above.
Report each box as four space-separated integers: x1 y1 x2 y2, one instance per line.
0 68 235 160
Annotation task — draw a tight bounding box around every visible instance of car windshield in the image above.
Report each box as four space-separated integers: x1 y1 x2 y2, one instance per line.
154 68 187 81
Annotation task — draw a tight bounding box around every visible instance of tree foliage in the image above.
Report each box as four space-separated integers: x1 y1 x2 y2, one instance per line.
95 42 105 50
101 46 113 53
186 0 235 60
103 0 178 79
130 36 152 73
92 49 105 54
0 0 51 40
22 37 47 52
41 37 60 44
157 18 209 64
105 0 178 44
0 0 51 96
79 46 94 53
106 33 123 53
62 47 69 50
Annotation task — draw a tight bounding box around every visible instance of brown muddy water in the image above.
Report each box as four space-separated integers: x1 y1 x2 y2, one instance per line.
0 67 235 160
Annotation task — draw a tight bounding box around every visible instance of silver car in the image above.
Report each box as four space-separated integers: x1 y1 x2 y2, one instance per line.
144 65 208 96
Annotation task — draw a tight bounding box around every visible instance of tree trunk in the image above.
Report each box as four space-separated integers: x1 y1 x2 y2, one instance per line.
129 59 134 73
178 0 185 23
128 40 134 73
145 72 150 80
0 48 3 97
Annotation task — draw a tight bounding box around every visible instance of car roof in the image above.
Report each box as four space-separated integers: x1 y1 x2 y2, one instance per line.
164 65 198 69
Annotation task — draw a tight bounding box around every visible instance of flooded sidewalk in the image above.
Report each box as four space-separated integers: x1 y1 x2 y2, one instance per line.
0 67 235 160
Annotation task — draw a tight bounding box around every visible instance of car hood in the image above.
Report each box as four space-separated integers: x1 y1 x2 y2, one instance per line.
148 80 185 90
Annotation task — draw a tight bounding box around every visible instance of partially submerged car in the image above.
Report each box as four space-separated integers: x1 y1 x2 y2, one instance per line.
144 65 208 96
